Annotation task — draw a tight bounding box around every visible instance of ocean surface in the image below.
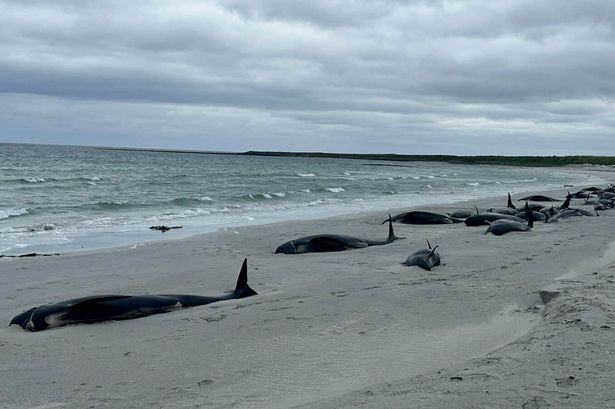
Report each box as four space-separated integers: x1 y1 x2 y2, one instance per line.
0 143 604 254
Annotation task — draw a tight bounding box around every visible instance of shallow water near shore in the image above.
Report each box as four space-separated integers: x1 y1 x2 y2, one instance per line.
0 143 605 254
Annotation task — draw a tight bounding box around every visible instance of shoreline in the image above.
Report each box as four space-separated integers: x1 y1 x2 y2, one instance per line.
1 165 609 257
1 177 614 408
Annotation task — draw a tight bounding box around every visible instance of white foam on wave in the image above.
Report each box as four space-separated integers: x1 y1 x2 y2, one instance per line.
174 208 212 218
300 189 311 193
412 176 420 180
297 173 316 177
199 196 213 201
326 187 345 193
0 207 30 220
466 182 481 187
271 192 286 198
23 177 46 183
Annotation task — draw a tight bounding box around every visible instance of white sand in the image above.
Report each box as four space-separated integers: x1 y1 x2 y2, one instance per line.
1 172 614 408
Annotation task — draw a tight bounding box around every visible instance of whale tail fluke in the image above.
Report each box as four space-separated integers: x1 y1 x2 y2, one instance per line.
234 258 257 298
507 193 516 209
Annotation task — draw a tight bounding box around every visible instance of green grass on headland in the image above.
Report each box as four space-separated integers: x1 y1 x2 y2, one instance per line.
243 151 615 167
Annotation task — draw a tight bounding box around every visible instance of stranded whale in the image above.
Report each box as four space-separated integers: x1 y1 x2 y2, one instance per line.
464 206 526 226
485 203 535 236
275 216 402 254
386 211 462 225
9 259 256 332
402 239 441 271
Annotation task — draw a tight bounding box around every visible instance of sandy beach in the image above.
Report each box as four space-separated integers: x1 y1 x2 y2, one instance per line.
1 171 615 409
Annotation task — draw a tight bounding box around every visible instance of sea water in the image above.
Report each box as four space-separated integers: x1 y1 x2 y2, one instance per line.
0 143 603 254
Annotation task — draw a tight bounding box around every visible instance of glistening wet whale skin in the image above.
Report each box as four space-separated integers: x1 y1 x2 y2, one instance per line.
403 239 441 271
386 211 462 225
275 216 402 254
9 259 256 332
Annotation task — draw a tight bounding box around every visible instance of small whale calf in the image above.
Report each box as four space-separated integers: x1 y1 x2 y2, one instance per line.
10 259 256 332
403 240 441 271
275 216 402 254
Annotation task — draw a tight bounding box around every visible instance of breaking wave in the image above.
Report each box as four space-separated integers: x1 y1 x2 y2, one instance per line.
0 207 31 220
325 187 345 193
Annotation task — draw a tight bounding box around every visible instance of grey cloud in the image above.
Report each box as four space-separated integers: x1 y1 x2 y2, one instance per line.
0 0 614 154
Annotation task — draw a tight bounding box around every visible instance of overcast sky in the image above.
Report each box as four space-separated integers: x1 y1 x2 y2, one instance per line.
0 0 614 154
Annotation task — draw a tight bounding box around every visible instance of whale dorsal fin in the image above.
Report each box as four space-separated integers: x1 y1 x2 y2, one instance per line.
234 258 257 298
524 202 534 228
561 191 571 209
507 192 516 209
386 214 403 242
235 258 248 292
474 205 479 215
429 245 439 257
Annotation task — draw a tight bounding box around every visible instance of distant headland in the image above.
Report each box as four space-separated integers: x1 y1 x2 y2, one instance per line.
97 145 615 167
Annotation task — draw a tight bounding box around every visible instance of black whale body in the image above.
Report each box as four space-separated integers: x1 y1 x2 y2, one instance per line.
386 211 462 225
518 195 561 202
403 240 441 271
485 203 535 236
464 212 525 226
10 259 256 332
275 216 401 254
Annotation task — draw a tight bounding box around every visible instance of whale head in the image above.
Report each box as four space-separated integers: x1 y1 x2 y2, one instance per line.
275 240 297 254
9 307 38 331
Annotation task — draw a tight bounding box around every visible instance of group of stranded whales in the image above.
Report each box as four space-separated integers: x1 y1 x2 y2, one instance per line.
9 184 615 332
